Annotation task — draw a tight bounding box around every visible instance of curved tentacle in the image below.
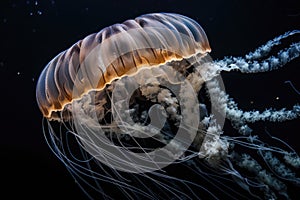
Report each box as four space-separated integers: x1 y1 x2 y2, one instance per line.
214 30 300 73
245 30 300 60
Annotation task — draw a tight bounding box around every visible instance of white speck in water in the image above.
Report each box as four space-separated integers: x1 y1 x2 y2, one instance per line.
35 1 38 6
37 10 42 15
29 12 33 16
17 71 21 75
275 96 279 100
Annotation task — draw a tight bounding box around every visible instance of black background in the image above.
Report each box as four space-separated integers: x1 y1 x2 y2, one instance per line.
0 0 299 199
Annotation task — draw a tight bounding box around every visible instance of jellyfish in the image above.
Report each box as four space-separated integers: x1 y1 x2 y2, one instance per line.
36 13 300 199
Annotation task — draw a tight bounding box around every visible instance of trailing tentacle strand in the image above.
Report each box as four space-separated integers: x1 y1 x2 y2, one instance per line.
245 30 300 60
214 31 300 74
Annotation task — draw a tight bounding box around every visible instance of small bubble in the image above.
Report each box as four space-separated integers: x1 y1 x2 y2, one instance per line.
250 101 254 104
29 12 33 16
35 1 38 6
37 10 42 15
17 71 21 75
275 96 279 100
32 77 35 82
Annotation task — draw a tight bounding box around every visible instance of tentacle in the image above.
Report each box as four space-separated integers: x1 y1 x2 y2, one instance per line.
230 152 290 200
285 80 300 95
245 30 300 60
259 151 300 185
214 30 300 74
215 42 300 73
225 96 300 134
226 99 300 124
229 42 300 73
204 86 300 136
284 153 300 169
203 76 300 136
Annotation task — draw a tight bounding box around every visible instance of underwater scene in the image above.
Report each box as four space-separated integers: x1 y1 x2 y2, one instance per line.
1 0 299 199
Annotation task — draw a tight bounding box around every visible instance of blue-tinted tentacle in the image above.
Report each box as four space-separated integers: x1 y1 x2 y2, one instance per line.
245 30 300 60
214 30 300 74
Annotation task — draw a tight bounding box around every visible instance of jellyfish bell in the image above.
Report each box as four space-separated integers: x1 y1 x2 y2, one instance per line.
36 13 300 199
36 13 212 120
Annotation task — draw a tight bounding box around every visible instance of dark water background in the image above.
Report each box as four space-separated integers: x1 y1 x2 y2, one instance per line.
0 0 299 199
